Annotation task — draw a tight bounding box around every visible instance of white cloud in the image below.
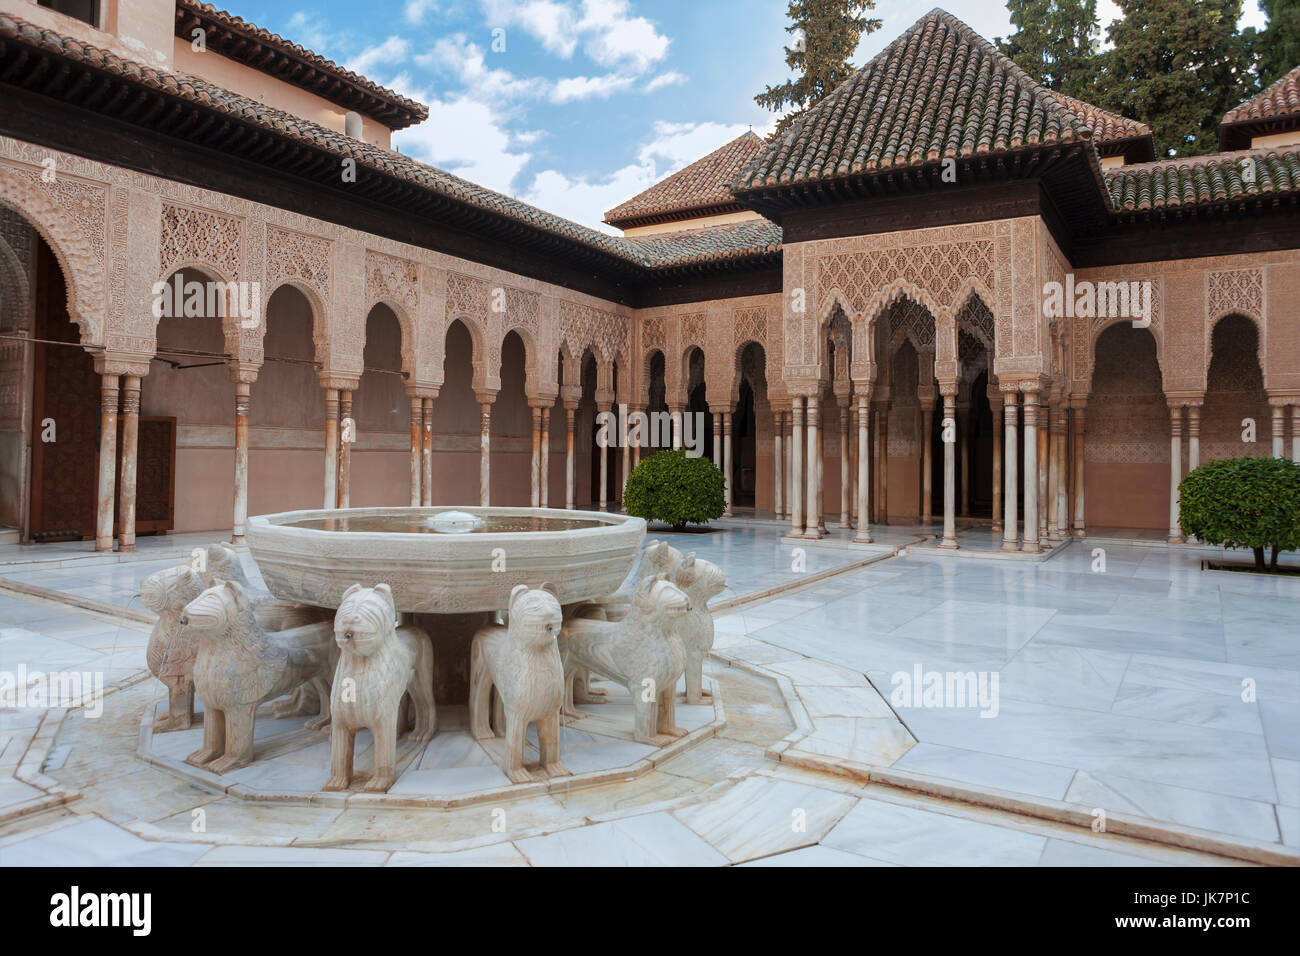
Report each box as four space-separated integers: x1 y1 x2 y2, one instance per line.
550 72 637 103
394 94 533 194
522 119 767 230
419 36 542 103
577 0 669 73
644 70 686 92
405 0 437 24
346 36 410 77
481 0 581 57
481 0 670 73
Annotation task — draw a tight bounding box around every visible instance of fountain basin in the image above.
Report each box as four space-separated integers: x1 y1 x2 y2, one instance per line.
245 506 646 613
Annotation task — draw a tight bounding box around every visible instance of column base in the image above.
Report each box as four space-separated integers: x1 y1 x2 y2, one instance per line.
991 522 1003 533
1021 542 1042 554
231 534 245 546
937 539 959 550
1167 534 1185 545
852 534 874 544
1000 541 1020 553
118 541 135 553
1073 528 1086 537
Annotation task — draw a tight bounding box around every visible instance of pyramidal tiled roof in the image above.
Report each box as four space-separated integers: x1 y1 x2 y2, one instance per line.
605 132 764 227
1047 92 1149 146
735 8 1093 191
1224 64 1300 125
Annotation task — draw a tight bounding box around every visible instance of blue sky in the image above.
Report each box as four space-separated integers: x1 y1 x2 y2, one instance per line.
234 1 1268 233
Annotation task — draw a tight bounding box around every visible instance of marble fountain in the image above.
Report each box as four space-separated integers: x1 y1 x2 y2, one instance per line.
135 507 728 807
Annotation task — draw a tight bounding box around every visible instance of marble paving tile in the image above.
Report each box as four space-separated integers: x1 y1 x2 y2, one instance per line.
888 600 1057 654
1278 804 1299 847
827 796 1046 866
1272 757 1299 808
1037 839 1173 867
671 775 856 862
893 742 1077 800
738 844 898 866
1122 653 1299 704
389 765 513 795
388 843 529 866
0 817 212 867
1258 700 1300 761
998 643 1131 713
416 731 496 771
1064 770 1280 843
1110 683 1263 735
793 716 915 766
796 683 897 719
758 657 870 686
515 811 727 866
195 845 389 866
900 697 1279 803
1030 619 1227 663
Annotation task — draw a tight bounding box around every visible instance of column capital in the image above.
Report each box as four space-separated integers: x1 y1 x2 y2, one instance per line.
405 382 440 400
1166 391 1205 408
229 360 260 385
475 389 500 406
93 352 151 378
319 372 360 391
1267 390 1300 406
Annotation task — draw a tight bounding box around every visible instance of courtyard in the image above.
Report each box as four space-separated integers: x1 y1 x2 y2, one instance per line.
0 521 1295 866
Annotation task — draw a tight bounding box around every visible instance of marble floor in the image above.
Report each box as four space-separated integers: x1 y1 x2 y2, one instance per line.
0 522 1296 865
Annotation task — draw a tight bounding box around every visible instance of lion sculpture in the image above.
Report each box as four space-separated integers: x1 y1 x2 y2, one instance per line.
324 584 437 793
181 580 337 774
469 585 568 784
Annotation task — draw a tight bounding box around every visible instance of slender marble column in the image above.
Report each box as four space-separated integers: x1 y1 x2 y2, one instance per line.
323 387 339 510
921 403 934 525
118 375 141 552
879 405 890 525
479 400 493 507
958 403 970 518
790 398 804 536
530 405 542 507
712 412 722 466
839 402 851 528
598 402 610 512
1001 392 1019 552
991 394 1003 533
848 404 857 528
1022 391 1041 554
1168 405 1184 544
671 405 683 450
619 405 630 510
232 380 250 544
774 409 784 520
409 396 422 506
1053 407 1068 541
1187 404 1201 470
337 389 354 509
1047 405 1060 541
786 410 795 519
723 411 734 516
565 406 576 510
1292 405 1300 463
1272 405 1286 458
1037 411 1049 548
854 397 872 543
540 407 551 507
940 393 958 549
95 374 120 552
421 397 433 507
806 396 822 537
1072 405 1086 536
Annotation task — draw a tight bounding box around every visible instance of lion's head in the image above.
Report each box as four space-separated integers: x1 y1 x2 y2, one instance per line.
641 540 683 581
507 584 562 647
204 543 250 588
675 553 725 603
180 580 252 637
141 565 204 615
335 583 398 656
633 574 690 619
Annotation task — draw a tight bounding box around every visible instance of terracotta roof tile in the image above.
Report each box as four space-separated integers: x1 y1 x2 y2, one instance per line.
1224 64 1300 125
176 1 427 128
735 8 1091 191
0 13 783 271
1104 148 1300 211
605 132 764 227
1047 92 1150 145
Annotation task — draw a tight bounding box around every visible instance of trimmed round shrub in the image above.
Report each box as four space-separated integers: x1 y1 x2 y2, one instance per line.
1178 456 1300 572
623 449 726 531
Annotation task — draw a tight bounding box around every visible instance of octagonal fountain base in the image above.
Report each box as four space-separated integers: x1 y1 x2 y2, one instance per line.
136 677 724 808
